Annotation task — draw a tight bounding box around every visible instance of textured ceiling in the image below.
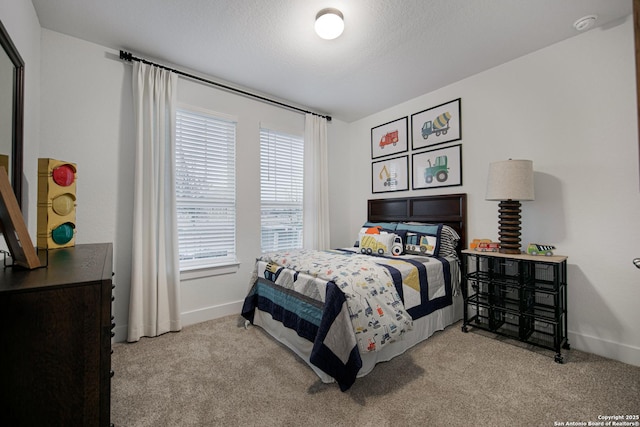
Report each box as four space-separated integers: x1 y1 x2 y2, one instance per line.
31 0 633 122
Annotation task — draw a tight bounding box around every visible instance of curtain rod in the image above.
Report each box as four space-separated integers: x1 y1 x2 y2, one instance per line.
119 50 331 122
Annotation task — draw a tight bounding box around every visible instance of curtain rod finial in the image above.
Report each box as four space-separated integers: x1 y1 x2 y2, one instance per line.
120 50 133 62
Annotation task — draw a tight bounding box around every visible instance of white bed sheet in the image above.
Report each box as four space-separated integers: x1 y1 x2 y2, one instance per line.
251 294 463 384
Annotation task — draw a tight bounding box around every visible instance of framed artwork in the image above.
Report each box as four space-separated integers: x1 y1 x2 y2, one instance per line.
371 116 408 159
0 166 40 269
412 144 462 190
372 155 409 193
411 98 461 150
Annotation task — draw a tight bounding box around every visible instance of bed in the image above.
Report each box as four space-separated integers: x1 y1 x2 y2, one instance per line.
241 193 467 391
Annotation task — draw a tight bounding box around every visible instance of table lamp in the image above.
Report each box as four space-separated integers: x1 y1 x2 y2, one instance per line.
485 159 534 254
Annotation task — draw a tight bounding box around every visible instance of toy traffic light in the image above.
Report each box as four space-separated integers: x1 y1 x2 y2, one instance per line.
37 158 77 249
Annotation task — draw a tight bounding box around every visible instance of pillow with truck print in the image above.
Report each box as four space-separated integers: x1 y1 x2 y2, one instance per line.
357 231 404 256
396 223 443 256
399 223 460 257
354 222 397 247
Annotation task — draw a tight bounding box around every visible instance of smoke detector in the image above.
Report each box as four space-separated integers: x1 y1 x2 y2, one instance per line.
573 15 597 31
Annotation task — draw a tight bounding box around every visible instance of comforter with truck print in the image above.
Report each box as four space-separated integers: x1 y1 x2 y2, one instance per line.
241 248 458 391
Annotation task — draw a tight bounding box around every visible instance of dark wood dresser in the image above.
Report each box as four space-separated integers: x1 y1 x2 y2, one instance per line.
0 243 114 426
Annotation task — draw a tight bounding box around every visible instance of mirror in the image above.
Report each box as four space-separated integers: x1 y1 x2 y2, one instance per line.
635 0 640 177
0 19 24 207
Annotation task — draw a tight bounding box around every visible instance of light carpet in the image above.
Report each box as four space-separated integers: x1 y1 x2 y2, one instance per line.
111 315 640 426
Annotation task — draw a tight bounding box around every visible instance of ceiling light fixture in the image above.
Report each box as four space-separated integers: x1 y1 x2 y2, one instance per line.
315 8 344 40
573 15 598 31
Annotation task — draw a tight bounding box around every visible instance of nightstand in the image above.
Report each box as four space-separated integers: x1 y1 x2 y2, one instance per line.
461 249 570 363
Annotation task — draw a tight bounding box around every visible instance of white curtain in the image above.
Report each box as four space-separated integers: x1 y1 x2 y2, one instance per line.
127 61 182 342
303 114 331 250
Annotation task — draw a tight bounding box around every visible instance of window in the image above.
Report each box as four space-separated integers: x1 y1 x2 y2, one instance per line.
175 107 236 270
260 128 304 252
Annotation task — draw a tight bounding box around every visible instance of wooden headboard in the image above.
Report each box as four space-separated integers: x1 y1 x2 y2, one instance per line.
368 193 467 253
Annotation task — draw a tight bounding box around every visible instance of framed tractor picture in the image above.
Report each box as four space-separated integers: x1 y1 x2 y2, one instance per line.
411 98 461 150
412 144 462 190
371 116 408 159
372 155 409 193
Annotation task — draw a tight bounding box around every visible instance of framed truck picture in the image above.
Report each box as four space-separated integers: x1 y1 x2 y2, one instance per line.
372 155 409 193
411 98 461 150
371 116 408 159
412 144 462 190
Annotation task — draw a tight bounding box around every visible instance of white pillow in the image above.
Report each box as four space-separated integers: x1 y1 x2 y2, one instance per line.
358 232 403 256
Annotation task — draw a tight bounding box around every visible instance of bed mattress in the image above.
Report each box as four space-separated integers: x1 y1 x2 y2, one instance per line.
250 294 463 383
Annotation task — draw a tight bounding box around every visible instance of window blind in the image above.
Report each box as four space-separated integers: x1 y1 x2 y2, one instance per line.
176 108 237 270
260 128 304 252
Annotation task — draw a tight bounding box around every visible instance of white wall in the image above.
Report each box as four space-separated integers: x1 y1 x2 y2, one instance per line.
40 30 134 340
12 4 640 366
329 17 640 366
39 28 350 340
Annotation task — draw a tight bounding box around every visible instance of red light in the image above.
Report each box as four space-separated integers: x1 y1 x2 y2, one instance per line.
52 164 75 186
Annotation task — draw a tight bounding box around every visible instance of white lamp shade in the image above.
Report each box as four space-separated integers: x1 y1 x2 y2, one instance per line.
315 8 344 40
485 159 534 201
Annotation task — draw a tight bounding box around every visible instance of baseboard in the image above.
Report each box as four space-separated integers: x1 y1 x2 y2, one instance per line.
113 324 129 343
568 330 640 367
114 316 640 366
181 300 244 327
111 300 244 343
